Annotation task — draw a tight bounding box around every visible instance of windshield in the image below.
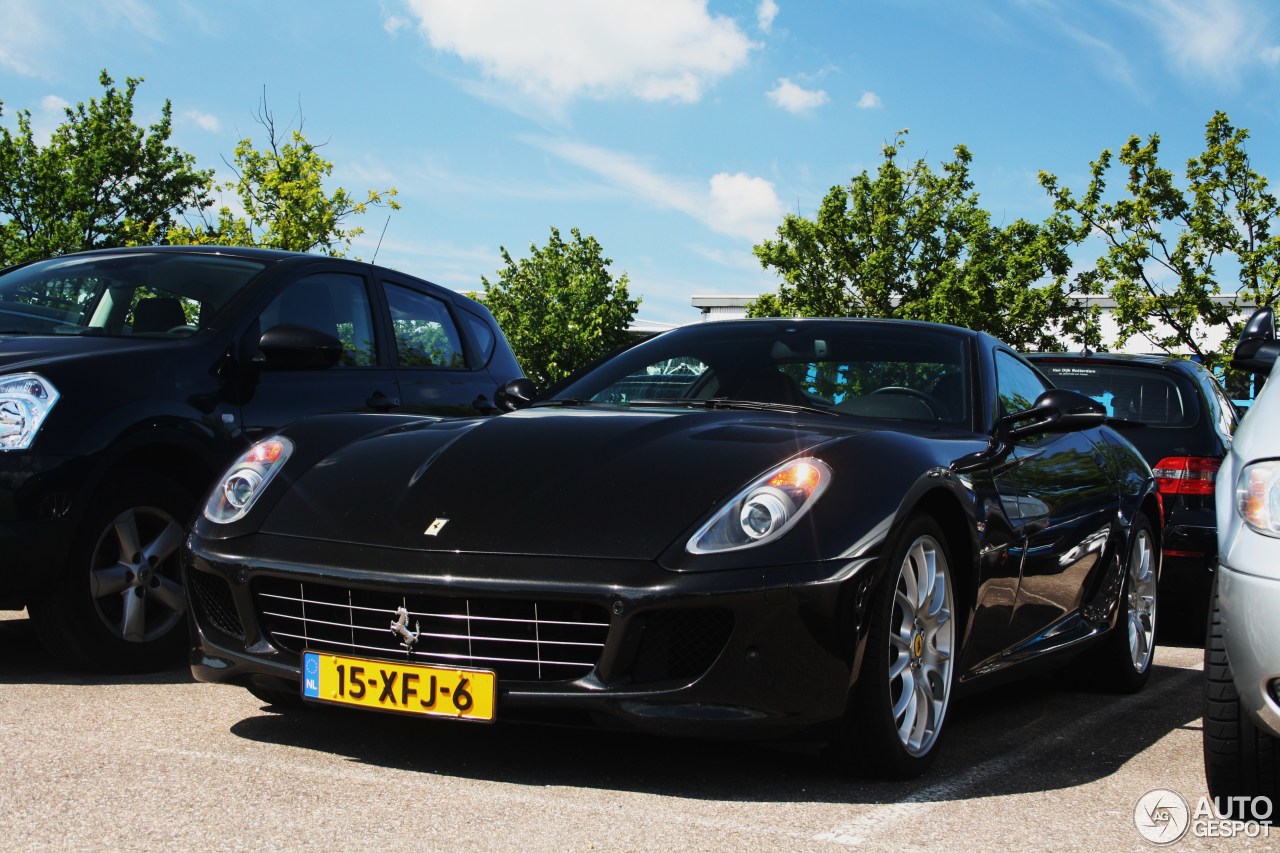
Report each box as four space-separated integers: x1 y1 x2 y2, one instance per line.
553 320 972 425
1034 360 1198 428
0 252 269 338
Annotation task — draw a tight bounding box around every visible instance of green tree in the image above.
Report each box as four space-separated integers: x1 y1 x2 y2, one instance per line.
169 99 398 256
480 227 640 388
0 70 212 266
1040 112 1280 367
750 131 1074 351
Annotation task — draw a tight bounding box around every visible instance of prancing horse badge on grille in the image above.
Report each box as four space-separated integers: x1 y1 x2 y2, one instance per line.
424 518 449 536
390 606 421 650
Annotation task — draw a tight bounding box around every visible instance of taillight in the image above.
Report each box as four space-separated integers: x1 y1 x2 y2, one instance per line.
1152 456 1220 496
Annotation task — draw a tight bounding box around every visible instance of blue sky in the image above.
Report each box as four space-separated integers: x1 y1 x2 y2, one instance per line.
3 0 1280 327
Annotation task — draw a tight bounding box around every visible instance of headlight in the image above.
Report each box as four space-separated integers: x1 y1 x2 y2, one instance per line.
0 373 59 451
1237 460 1280 538
204 437 293 524
687 457 832 553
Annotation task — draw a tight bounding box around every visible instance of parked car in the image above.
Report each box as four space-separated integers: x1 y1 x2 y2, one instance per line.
1204 307 1280 806
0 245 522 672
1026 352 1237 634
185 317 1160 778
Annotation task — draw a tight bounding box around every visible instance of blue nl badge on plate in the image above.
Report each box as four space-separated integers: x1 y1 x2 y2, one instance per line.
303 652 320 697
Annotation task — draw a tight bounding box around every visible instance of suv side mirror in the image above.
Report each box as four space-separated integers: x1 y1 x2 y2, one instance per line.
1232 307 1280 377
257 324 344 370
494 377 537 411
1000 388 1106 442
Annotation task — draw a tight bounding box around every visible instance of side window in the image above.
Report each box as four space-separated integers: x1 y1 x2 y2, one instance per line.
259 273 376 367
995 350 1048 417
459 307 497 366
384 283 467 369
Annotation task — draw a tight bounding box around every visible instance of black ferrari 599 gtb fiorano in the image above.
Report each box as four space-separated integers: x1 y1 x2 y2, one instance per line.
184 318 1161 778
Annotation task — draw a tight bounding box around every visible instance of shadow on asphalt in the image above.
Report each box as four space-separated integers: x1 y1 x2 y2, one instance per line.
0 610 190 687
225 654 1203 804
0 605 1206 802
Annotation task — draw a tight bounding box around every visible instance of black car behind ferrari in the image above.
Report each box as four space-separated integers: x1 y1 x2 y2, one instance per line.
1027 352 1237 635
0 245 521 671
185 318 1161 777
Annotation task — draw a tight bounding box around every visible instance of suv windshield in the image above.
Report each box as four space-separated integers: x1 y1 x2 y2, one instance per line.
1036 361 1198 427
0 253 268 338
553 321 972 426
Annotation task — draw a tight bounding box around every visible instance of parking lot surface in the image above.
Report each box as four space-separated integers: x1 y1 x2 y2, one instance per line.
0 609 1269 851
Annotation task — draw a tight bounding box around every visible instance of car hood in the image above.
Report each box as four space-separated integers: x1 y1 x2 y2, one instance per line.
0 333 175 372
261 406 853 560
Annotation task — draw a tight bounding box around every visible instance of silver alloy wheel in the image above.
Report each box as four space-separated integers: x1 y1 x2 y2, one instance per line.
888 534 955 757
1126 526 1157 673
88 505 187 643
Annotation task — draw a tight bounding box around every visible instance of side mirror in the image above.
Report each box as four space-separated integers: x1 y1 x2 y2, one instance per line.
1232 306 1280 377
257 324 344 370
494 377 537 411
1001 388 1106 442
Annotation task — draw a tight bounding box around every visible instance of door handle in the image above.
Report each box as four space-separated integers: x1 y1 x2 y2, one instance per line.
366 391 401 410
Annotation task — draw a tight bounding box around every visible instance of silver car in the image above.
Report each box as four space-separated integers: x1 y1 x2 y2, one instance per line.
1205 307 1280 807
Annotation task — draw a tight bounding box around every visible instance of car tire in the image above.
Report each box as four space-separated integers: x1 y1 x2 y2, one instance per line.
29 470 193 673
1203 579 1280 807
840 515 956 779
1089 514 1158 694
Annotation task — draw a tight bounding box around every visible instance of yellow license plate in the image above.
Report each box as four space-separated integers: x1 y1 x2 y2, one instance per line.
302 651 496 722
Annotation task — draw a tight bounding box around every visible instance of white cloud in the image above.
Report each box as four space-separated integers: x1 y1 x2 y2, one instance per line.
757 0 779 33
707 172 786 241
401 0 755 107
532 137 783 241
857 91 882 109
182 110 221 132
0 0 54 76
766 77 829 113
1122 0 1275 84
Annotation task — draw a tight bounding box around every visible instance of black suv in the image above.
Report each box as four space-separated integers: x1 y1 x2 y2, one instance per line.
1027 352 1237 634
0 246 522 671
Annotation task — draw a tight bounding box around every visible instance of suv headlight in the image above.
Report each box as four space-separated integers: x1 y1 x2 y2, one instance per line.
1236 460 1280 538
0 373 60 451
204 437 293 524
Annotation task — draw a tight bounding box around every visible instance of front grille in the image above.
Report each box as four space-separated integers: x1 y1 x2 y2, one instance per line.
253 577 610 682
188 568 245 641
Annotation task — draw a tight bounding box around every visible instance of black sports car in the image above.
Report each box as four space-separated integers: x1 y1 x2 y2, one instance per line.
185 318 1161 777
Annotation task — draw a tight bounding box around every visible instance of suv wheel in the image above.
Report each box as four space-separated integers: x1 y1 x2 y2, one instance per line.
29 470 192 672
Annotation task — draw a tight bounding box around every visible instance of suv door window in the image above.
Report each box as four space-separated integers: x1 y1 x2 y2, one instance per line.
258 273 377 367
384 283 466 369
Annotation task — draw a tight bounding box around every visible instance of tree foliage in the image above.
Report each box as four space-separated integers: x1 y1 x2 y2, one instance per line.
480 227 640 388
0 70 212 266
169 98 399 257
749 131 1073 351
1040 112 1280 366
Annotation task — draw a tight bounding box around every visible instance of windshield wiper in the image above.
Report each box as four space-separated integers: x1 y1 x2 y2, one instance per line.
625 397 840 417
1105 417 1150 428
530 398 594 408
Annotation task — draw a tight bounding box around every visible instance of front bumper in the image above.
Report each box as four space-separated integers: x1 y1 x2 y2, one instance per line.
0 453 86 602
185 533 880 739
1217 563 1280 740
